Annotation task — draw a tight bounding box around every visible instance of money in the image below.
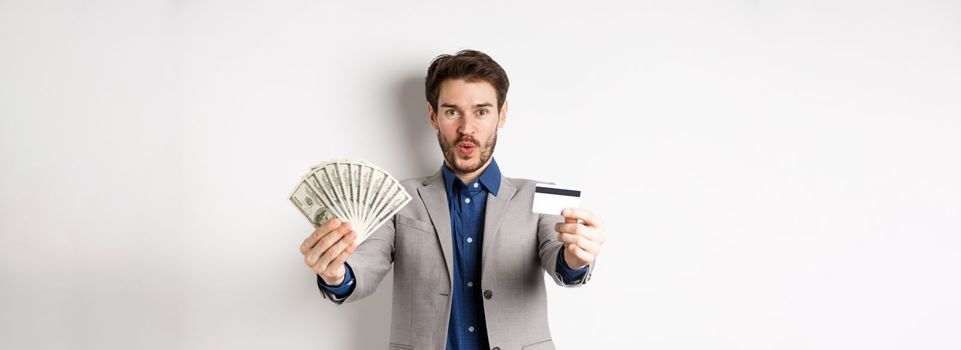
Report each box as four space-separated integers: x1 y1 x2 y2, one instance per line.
289 159 412 245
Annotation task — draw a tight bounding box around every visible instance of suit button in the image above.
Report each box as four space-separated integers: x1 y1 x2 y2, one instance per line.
483 290 493 299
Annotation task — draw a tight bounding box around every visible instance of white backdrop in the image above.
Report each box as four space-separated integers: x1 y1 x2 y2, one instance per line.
2 1 960 349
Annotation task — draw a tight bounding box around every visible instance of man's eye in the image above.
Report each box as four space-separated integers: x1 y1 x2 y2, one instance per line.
477 109 488 116
445 109 459 116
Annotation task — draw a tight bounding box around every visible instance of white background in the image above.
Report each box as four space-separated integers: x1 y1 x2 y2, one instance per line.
2 1 960 349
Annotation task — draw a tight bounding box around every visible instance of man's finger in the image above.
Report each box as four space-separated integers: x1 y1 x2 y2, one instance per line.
301 227 325 255
568 243 595 265
308 223 352 265
306 222 352 265
558 232 579 245
300 218 342 254
561 208 603 228
554 222 601 242
315 231 357 273
573 234 601 255
323 242 357 277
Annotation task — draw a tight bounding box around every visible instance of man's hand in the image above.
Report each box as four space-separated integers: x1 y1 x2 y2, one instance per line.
300 218 358 286
555 208 606 269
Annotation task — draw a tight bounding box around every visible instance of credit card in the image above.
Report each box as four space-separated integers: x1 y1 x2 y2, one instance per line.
532 183 581 215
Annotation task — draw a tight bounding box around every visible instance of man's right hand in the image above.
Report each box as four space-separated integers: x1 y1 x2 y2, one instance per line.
300 218 358 286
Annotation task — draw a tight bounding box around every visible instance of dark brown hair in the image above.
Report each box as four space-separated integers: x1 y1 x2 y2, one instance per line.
425 49 510 111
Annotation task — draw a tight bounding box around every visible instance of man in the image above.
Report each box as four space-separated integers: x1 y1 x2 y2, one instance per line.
299 49 607 350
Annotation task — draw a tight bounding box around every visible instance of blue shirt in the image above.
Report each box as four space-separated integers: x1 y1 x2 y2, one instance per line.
442 160 496 350
318 158 588 349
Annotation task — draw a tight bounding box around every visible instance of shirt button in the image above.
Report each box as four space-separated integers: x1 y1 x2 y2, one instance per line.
467 281 473 287
466 237 473 243
484 290 493 299
464 197 470 204
468 326 475 332
473 183 479 188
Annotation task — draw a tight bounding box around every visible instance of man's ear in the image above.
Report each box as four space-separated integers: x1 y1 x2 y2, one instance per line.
497 100 508 128
427 102 438 130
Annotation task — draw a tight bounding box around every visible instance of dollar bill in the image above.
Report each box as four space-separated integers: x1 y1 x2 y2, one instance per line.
290 159 412 245
289 181 335 226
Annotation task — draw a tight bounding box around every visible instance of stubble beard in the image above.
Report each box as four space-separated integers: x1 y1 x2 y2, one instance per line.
437 130 497 175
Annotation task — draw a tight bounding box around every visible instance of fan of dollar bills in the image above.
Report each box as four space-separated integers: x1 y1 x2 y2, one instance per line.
289 159 412 244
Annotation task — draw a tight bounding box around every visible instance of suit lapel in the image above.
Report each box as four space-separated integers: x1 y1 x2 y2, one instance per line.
482 176 517 270
418 171 455 285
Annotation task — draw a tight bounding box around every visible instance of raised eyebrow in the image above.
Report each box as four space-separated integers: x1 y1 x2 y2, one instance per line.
440 103 492 110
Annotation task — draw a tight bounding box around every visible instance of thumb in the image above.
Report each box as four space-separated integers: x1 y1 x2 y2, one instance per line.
562 208 579 224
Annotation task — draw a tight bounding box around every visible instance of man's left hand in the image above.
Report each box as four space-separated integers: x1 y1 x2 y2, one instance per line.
555 208 606 269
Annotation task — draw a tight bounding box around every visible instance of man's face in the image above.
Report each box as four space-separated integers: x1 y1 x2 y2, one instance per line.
429 79 507 175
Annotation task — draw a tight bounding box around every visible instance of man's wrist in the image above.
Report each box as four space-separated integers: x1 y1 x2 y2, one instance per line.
317 263 356 301
562 249 588 270
320 274 345 287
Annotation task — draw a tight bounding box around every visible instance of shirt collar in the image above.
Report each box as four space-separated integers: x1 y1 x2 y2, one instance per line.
441 158 502 197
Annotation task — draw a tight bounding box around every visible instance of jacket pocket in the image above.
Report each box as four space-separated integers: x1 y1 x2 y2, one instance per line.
395 214 435 234
522 338 555 350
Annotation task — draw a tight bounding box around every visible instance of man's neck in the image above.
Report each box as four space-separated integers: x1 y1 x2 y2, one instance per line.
446 157 493 185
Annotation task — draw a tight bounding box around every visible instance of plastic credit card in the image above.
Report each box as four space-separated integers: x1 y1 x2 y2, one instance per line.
532 183 582 215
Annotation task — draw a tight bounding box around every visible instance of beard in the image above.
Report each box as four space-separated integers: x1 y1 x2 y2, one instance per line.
437 130 497 174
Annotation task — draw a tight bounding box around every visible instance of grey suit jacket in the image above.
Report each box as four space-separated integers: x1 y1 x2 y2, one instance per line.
319 170 595 350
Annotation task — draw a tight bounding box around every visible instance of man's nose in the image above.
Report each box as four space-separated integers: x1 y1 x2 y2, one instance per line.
457 116 477 135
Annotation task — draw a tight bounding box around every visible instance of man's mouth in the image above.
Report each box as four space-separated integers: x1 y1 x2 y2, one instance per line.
456 142 476 157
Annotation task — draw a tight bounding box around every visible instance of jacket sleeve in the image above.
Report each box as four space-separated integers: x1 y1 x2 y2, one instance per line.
537 213 595 287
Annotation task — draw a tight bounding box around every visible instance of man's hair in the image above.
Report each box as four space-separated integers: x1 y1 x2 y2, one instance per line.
425 49 510 112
